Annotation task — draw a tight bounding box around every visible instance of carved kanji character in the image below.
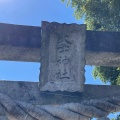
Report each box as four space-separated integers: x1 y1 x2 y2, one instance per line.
57 38 72 53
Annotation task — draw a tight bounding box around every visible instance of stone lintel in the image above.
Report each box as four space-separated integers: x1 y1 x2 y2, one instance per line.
0 45 41 62
86 30 120 66
0 23 120 66
0 23 41 62
86 51 120 66
1 46 120 66
0 81 120 105
86 30 120 53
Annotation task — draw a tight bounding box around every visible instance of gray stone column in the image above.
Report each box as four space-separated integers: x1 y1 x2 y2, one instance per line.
40 21 86 92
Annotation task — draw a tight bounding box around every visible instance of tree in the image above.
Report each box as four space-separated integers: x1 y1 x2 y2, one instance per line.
92 66 120 85
61 0 120 85
61 0 120 31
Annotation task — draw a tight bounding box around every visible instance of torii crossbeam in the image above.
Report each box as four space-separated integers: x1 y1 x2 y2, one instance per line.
0 22 120 66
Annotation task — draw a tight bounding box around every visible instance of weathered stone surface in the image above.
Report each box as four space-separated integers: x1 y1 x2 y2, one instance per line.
0 81 120 105
0 45 40 62
40 21 86 92
86 51 120 66
0 23 120 66
0 116 8 120
0 22 120 120
0 23 41 62
86 30 120 53
0 104 5 116
0 23 41 48
0 104 7 120
86 30 120 66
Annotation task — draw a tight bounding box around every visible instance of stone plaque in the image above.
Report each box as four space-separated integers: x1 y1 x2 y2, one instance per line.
40 21 86 92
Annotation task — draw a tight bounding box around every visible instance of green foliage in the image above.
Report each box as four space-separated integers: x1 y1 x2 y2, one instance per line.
112 115 120 120
61 0 120 31
92 66 120 85
61 0 120 85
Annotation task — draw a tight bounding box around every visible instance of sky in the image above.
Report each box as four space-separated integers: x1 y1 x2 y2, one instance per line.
0 0 104 84
0 0 118 119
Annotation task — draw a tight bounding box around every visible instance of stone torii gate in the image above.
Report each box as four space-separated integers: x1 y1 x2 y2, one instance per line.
0 21 120 120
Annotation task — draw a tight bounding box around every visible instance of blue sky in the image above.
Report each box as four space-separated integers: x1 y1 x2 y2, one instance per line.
0 0 104 84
